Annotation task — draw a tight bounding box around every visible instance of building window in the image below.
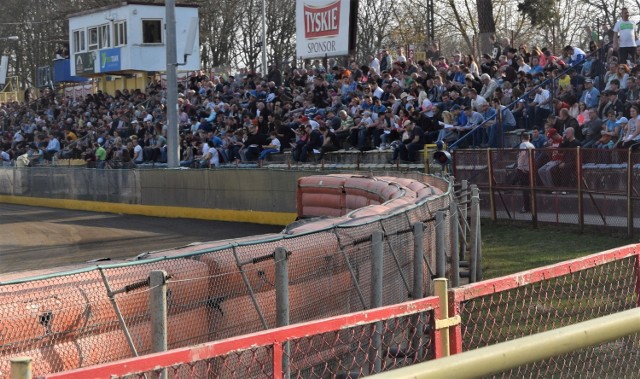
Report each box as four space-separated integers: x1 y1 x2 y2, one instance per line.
142 19 162 44
72 30 85 53
88 27 98 50
114 21 127 47
99 24 110 49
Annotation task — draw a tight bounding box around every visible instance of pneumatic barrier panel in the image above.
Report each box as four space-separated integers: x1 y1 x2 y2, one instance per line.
42 244 640 379
0 172 453 377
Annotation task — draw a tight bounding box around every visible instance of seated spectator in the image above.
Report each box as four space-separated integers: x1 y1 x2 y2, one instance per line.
297 124 322 163
453 106 484 148
335 110 355 148
179 139 196 167
258 131 282 165
530 128 548 149
554 108 582 141
240 123 267 162
580 78 600 109
490 98 517 147
538 127 580 187
350 111 375 151
388 120 424 163
0 147 11 166
199 140 220 168
581 109 603 148
43 132 61 161
317 125 340 161
599 90 625 120
617 105 640 149
528 86 553 130
478 102 497 147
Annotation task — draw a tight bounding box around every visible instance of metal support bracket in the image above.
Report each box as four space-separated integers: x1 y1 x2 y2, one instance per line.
435 314 461 330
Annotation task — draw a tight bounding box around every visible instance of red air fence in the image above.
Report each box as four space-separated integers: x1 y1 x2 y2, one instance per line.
42 244 640 378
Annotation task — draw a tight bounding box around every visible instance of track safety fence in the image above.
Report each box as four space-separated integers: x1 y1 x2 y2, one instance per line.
454 147 640 236
0 172 489 377
33 243 640 378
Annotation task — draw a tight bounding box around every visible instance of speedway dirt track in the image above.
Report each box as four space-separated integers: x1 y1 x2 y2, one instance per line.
0 203 282 275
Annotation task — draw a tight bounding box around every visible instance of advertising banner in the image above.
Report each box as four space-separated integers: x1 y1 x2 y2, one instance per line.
296 0 351 59
0 56 7 86
99 47 122 72
75 52 96 75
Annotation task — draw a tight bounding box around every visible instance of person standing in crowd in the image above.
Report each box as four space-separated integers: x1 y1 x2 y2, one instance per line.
613 7 638 65
509 132 535 213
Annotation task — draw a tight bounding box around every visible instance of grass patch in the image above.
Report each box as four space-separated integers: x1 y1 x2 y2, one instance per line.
480 221 635 279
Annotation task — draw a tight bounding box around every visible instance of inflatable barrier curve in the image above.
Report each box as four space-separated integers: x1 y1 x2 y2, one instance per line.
0 173 451 377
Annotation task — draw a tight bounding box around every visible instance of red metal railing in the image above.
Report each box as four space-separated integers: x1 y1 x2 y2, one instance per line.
43 297 441 379
41 244 640 378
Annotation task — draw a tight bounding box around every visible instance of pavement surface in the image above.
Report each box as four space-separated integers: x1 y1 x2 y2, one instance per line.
0 203 283 275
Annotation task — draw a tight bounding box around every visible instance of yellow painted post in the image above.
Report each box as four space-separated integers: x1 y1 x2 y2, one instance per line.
434 278 456 357
10 357 32 379
368 307 640 379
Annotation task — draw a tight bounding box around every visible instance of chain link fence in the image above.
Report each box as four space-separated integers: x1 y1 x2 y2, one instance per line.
451 245 640 378
42 244 640 378
0 172 458 377
454 148 640 234
44 297 440 379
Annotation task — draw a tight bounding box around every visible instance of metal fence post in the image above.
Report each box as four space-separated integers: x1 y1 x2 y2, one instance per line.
369 230 384 374
470 186 480 283
413 222 425 299
487 149 496 222
476 200 483 281
275 247 290 379
10 357 31 379
528 148 538 228
434 278 461 358
436 211 446 279
412 222 425 359
150 270 167 379
449 201 459 288
628 148 634 238
577 147 584 233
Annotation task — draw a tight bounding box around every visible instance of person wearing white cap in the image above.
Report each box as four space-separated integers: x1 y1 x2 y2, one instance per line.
579 79 600 109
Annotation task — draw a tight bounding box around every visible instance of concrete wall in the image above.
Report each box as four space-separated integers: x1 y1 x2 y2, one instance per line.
0 168 310 225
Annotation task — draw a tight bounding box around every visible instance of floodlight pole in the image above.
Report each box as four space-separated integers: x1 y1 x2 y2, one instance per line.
261 0 267 74
165 0 179 169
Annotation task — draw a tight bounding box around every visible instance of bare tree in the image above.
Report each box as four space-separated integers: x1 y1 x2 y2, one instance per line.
356 0 397 62
197 0 240 72
235 0 264 72
266 0 296 70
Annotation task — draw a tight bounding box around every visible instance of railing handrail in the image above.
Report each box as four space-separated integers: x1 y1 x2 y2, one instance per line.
43 296 441 378
369 307 640 379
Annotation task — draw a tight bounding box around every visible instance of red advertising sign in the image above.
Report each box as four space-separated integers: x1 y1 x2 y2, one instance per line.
304 1 341 39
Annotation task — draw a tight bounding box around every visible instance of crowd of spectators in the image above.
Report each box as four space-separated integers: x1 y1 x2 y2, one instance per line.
0 12 638 169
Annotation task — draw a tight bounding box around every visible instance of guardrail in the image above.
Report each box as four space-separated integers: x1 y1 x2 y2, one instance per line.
28 243 640 378
454 147 640 236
